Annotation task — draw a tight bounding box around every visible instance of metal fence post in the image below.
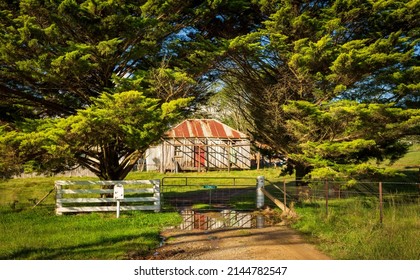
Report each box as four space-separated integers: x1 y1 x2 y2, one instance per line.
256 176 265 209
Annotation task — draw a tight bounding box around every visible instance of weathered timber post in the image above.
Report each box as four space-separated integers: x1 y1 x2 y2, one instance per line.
256 176 265 209
198 145 201 173
55 182 63 216
161 142 165 173
153 180 161 213
325 180 329 217
256 151 261 170
227 143 231 173
283 179 287 212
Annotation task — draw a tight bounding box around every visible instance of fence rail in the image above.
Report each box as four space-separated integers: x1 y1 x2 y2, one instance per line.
55 180 160 215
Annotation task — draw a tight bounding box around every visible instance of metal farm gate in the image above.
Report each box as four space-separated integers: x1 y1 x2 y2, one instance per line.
161 177 258 211
160 176 260 230
178 209 254 230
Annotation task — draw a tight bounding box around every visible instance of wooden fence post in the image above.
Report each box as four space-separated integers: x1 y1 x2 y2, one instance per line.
161 142 165 173
379 182 383 224
154 180 161 212
227 143 231 173
283 179 287 212
325 180 329 217
256 151 261 170
55 182 62 215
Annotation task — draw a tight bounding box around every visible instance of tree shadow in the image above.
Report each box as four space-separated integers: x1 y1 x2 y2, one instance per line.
0 232 159 260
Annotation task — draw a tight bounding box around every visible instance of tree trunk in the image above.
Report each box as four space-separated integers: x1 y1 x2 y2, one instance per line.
76 144 144 181
294 162 312 186
89 146 143 198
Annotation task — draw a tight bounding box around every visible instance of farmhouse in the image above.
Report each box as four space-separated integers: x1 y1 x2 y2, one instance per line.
145 119 251 172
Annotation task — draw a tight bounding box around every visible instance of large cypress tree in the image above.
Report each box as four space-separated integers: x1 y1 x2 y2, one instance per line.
218 0 420 180
0 0 262 179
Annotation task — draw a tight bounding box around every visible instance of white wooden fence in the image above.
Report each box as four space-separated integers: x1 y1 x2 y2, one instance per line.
55 180 160 215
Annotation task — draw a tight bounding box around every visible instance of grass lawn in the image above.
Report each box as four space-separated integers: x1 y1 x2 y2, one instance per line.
390 142 420 169
0 208 181 260
292 197 420 259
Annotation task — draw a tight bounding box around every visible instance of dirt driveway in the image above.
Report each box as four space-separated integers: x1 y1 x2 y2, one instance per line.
144 225 331 260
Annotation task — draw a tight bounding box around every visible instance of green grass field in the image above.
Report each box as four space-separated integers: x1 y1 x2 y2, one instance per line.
291 197 420 259
0 209 181 259
390 142 420 169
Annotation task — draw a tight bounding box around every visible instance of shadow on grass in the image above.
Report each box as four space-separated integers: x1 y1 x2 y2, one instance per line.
1 231 159 260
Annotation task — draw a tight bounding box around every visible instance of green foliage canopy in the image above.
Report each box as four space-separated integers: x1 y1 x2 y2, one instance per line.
282 100 420 179
2 91 191 179
0 0 263 179
218 0 420 179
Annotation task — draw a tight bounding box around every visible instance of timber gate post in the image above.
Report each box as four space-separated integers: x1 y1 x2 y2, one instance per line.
153 180 161 213
55 182 62 216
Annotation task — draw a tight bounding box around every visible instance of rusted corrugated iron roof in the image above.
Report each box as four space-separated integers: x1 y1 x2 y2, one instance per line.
165 119 248 139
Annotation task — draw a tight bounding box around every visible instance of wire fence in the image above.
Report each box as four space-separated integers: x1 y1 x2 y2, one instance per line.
266 179 419 201
265 179 420 223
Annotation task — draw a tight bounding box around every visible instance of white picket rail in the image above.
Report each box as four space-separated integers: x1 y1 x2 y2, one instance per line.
55 180 160 215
